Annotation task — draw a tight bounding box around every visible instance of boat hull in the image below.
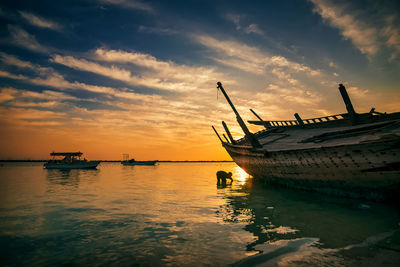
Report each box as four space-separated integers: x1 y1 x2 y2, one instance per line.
44 161 100 169
224 137 400 200
121 161 157 166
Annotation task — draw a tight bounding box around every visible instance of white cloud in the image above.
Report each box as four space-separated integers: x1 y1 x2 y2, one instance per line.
262 84 323 106
94 48 171 70
347 86 368 98
12 100 60 108
0 70 27 80
99 0 153 12
19 11 62 31
194 35 269 74
0 52 53 76
224 13 264 36
194 35 320 77
8 25 48 53
310 0 400 59
29 70 164 102
224 14 242 30
245 24 264 36
0 87 78 111
6 87 77 101
0 106 65 120
52 54 132 81
51 49 221 92
0 88 17 102
270 56 320 75
0 52 34 69
0 49 331 150
51 54 192 92
310 0 379 55
382 16 400 60
0 53 167 103
192 34 331 118
137 25 178 35
271 68 299 86
94 48 216 83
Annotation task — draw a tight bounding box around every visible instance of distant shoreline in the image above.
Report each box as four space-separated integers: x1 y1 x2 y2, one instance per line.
0 160 233 163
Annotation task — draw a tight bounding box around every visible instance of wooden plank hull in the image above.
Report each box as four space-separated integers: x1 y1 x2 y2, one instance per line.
214 82 400 200
224 137 400 200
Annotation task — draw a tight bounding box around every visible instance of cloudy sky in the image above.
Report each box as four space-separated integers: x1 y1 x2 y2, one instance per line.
0 0 399 160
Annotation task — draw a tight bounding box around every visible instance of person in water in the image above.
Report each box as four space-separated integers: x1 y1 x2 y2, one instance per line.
216 171 233 185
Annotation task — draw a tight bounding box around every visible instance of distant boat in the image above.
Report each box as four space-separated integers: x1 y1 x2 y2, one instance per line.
121 159 158 166
44 152 100 169
121 154 157 166
212 82 400 200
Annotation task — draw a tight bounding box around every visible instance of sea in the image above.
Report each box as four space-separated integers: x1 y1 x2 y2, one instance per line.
0 162 399 266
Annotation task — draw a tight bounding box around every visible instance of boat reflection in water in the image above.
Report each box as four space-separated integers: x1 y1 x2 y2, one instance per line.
46 168 99 191
217 173 400 266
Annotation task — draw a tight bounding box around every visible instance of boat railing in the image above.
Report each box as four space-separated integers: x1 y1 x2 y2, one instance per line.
248 113 349 127
235 110 394 145
249 113 348 127
234 113 349 144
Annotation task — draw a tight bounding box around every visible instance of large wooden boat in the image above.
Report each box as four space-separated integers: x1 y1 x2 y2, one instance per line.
44 152 100 169
212 82 400 200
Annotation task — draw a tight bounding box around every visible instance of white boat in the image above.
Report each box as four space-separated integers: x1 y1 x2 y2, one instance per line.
44 152 100 169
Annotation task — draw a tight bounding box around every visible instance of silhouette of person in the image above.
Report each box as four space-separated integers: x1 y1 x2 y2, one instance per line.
216 171 233 185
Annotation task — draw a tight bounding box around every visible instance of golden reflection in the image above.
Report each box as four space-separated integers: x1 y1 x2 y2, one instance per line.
233 166 249 185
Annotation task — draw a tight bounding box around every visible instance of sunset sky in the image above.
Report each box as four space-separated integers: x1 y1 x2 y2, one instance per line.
0 0 399 160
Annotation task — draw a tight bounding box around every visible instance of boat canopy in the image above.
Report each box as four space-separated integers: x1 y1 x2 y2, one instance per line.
50 152 83 157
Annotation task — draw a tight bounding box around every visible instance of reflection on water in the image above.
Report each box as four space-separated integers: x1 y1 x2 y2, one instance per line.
46 169 99 189
221 179 400 266
0 162 399 266
233 166 249 185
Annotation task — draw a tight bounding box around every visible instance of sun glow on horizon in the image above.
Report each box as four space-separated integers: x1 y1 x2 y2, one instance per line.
0 0 399 160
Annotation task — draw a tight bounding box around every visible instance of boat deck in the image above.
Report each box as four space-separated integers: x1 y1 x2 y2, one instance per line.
237 119 400 152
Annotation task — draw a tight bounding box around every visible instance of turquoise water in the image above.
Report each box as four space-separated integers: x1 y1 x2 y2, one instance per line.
0 162 399 266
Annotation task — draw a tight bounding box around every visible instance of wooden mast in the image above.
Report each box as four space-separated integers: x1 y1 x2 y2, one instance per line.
217 82 262 149
212 125 224 144
250 109 271 129
338 84 357 124
222 121 236 144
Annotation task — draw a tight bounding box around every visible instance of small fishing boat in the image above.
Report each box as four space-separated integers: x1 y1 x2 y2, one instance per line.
121 154 157 166
212 82 400 200
44 152 100 169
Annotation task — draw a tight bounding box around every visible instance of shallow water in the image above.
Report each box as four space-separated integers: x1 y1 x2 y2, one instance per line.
0 162 399 266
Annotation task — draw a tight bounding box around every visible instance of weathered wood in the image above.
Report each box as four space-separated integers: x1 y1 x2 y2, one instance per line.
294 113 304 126
217 82 262 149
222 121 236 144
215 82 400 200
339 84 357 124
222 134 230 143
250 109 271 129
212 125 223 143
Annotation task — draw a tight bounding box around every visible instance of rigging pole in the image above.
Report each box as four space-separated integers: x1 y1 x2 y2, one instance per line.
217 82 262 149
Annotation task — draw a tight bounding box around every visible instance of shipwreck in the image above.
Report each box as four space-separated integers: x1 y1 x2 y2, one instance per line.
212 82 400 200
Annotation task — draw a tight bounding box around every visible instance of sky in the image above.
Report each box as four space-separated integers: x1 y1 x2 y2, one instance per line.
0 0 399 160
